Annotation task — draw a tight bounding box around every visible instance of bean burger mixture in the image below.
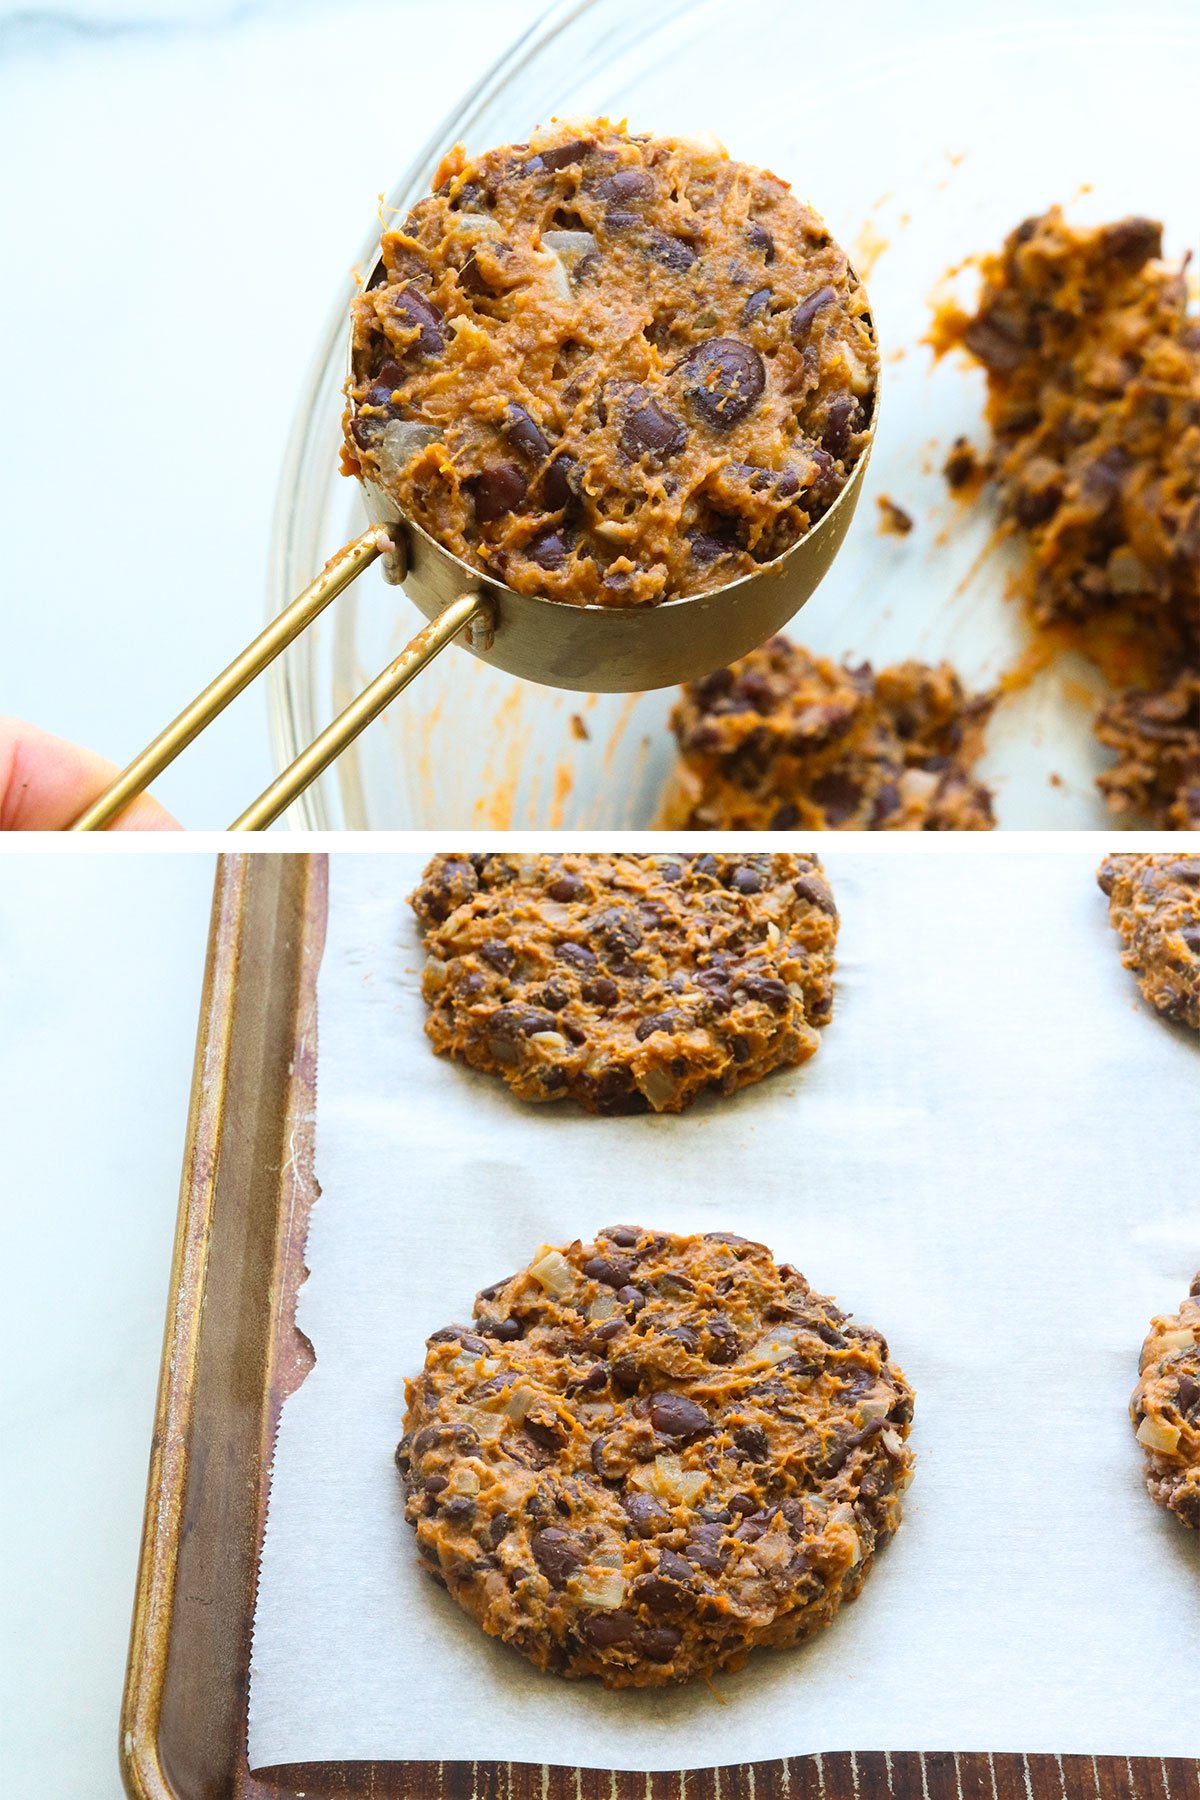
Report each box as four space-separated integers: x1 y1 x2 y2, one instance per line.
344 119 877 607
398 1228 915 1685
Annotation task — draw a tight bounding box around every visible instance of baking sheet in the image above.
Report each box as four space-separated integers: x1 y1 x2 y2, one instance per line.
249 853 1199 1771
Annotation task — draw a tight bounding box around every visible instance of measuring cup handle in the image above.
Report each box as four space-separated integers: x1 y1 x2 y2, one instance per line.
228 590 495 830
70 528 393 831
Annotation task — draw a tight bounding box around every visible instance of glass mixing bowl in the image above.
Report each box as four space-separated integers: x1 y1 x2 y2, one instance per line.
268 0 1199 829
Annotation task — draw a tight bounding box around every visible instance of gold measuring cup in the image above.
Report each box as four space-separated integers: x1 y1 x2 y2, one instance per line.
72 258 875 832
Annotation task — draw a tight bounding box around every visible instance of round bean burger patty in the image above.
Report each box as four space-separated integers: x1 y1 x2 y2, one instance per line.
410 853 838 1114
344 118 876 607
398 1228 915 1686
1131 1274 1200 1530
1097 853 1200 1031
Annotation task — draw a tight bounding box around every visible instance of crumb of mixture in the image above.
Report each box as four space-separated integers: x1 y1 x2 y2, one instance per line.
876 495 914 536
664 636 996 830
952 208 1199 677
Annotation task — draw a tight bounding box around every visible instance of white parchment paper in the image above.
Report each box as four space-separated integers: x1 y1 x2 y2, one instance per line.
249 853 1199 1771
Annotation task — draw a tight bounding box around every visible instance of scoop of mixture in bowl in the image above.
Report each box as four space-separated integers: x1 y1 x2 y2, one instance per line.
344 118 877 607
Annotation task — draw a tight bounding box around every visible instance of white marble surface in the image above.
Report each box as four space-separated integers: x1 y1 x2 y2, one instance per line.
0 854 216 1796
0 0 527 828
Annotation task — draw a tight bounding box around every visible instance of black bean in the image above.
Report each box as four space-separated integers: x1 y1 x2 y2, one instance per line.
634 1009 687 1041
544 871 583 904
582 975 619 1007
1177 1374 1200 1420
540 981 570 1012
597 167 655 204
962 309 1025 373
794 871 837 914
442 1495 476 1523
472 461 528 524
1100 217 1162 266
605 1225 643 1247
790 285 837 343
639 1625 683 1663
747 221 775 261
389 286 445 357
634 1574 691 1617
610 1356 641 1391
482 1511 512 1549
688 529 735 566
531 1528 585 1587
503 403 551 464
705 1316 741 1364
542 452 582 511
741 286 773 325
680 338 765 431
623 1491 668 1536
810 768 863 824
733 1423 769 1460
650 231 697 273
525 138 593 174
649 1391 712 1439
617 1285 645 1311
821 394 857 460
486 1316 521 1343
364 358 406 408
736 972 790 1013
558 940 597 972
479 939 514 973
731 863 763 894
683 1521 727 1574
526 526 570 570
620 388 686 461
583 1254 633 1288
583 1609 639 1647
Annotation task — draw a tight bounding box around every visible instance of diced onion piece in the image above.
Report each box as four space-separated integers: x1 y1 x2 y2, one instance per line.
529 1248 574 1298
638 1065 681 1110
576 1570 627 1609
1138 1416 1182 1455
529 1031 568 1050
378 419 441 485
755 1325 798 1366
588 1293 619 1322
829 1502 862 1565
748 1528 791 1572
858 1394 893 1425
629 1453 707 1504
450 212 504 236
591 1546 624 1569
842 339 875 396
424 958 448 991
543 232 597 302
503 1383 538 1423
1157 1328 1199 1353
898 767 940 806
880 1428 906 1458
468 1410 508 1442
450 1467 481 1496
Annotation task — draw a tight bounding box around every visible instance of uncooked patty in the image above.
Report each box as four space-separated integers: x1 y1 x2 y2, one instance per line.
397 1227 915 1687
664 635 995 829
410 853 838 1114
1131 1274 1200 1531
1097 853 1200 1030
344 118 876 607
